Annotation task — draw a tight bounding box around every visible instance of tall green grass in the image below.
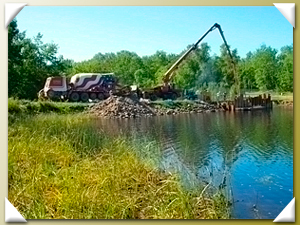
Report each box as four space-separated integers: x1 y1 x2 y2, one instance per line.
8 113 230 219
8 98 89 114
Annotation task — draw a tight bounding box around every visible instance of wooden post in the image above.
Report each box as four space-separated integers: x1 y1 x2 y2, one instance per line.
258 95 262 106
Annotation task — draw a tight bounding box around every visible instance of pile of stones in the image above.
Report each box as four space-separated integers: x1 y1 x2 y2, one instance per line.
88 95 221 119
88 95 156 118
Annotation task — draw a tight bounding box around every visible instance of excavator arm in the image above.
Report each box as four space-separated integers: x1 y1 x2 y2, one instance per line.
215 24 240 95
163 23 238 94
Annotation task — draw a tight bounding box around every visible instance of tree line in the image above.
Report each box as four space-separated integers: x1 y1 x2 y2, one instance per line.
8 19 73 99
8 19 293 100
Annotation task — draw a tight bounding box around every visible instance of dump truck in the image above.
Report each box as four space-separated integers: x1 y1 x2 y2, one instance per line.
143 23 238 101
38 73 131 102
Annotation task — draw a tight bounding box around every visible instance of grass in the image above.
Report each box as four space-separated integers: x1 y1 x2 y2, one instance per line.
8 98 89 115
244 91 293 102
8 113 230 219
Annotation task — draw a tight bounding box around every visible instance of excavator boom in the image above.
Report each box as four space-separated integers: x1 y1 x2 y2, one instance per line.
163 23 236 86
143 23 238 101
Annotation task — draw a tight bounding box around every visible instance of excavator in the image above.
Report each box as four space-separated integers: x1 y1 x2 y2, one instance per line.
142 23 239 101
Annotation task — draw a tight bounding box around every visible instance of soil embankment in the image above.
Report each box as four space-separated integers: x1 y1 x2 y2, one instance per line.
88 95 221 118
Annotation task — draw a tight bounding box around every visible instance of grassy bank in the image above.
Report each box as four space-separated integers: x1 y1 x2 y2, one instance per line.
245 91 293 102
8 98 89 114
9 91 293 118
8 98 212 115
8 113 230 219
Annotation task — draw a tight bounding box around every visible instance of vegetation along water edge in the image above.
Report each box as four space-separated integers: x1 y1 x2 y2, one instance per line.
8 111 230 219
7 15 292 219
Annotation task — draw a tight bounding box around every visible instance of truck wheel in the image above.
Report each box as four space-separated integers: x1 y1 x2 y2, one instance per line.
162 94 168 100
170 93 177 100
150 94 157 101
98 93 105 100
70 92 80 102
81 93 89 102
90 93 97 100
47 90 55 99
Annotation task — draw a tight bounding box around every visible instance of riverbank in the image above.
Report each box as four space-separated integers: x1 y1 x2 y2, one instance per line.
245 91 293 107
9 90 293 117
8 98 89 114
8 97 221 118
88 96 221 118
8 113 230 219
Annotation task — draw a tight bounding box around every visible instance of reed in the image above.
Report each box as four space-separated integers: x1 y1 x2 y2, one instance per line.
8 98 89 115
8 113 229 219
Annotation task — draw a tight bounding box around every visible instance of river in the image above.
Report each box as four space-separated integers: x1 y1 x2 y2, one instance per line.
91 106 293 219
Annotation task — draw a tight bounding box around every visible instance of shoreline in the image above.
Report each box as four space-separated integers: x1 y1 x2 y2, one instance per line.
8 113 230 219
8 97 293 118
272 100 293 107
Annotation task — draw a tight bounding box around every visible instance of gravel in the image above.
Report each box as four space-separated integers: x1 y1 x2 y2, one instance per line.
88 95 156 118
88 95 221 119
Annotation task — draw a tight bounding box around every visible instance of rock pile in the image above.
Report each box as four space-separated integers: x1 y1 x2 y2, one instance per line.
152 106 216 116
88 95 156 118
88 95 222 119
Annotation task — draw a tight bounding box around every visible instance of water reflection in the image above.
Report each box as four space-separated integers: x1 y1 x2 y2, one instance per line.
92 107 293 219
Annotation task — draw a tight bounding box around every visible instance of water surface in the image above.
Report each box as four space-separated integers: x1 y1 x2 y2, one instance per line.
92 107 293 219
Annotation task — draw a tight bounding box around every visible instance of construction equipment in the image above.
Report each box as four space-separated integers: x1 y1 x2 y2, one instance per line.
183 89 198 100
143 23 238 101
38 73 131 102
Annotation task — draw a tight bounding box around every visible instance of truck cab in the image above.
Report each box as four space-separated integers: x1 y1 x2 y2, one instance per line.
40 76 68 100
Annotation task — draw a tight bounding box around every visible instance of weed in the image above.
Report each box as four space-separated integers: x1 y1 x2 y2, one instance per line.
8 98 89 115
8 113 230 219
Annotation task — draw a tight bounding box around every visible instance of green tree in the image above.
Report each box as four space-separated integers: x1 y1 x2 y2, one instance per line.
239 52 257 90
113 51 145 85
195 43 211 63
215 44 240 90
17 34 65 99
143 51 169 74
277 45 293 92
8 20 72 99
251 45 278 91
174 55 200 89
173 43 212 89
8 19 25 97
134 69 154 87
142 50 174 86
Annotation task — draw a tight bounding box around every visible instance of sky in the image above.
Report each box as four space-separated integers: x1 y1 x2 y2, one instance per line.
15 6 293 62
